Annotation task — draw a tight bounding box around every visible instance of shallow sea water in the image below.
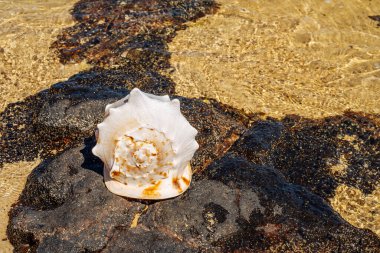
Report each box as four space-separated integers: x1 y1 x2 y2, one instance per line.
0 0 379 251
0 1 89 251
170 0 380 118
0 0 89 112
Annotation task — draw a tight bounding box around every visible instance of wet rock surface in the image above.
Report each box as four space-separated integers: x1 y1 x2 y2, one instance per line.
197 154 380 252
177 97 246 172
8 142 144 252
8 143 380 252
52 0 218 67
0 76 246 170
101 227 197 253
231 112 380 201
0 71 129 165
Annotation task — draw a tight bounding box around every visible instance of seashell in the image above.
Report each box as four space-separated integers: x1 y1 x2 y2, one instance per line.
92 88 199 200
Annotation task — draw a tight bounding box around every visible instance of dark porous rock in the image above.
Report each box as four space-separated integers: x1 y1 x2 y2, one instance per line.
193 154 380 252
31 65 179 140
231 119 284 164
102 227 197 253
178 97 247 172
231 112 380 201
0 74 129 166
8 140 145 252
9 145 380 252
36 97 115 133
0 74 246 169
35 84 127 136
49 66 176 96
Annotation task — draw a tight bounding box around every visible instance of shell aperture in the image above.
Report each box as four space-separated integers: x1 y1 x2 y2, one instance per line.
92 88 199 199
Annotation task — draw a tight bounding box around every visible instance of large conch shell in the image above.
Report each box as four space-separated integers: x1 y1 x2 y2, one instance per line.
92 88 199 200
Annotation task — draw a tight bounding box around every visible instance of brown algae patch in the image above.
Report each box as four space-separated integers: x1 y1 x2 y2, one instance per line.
330 185 380 237
52 0 218 69
0 0 90 112
0 159 41 252
169 0 380 118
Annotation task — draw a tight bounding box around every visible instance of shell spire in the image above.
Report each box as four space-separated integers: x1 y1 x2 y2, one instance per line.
92 88 199 199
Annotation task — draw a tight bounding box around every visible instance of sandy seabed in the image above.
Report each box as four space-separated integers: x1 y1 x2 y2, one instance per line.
169 0 380 238
170 0 380 118
0 1 89 251
1 0 379 251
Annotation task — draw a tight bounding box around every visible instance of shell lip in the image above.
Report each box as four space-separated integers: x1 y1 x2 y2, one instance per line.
103 164 193 200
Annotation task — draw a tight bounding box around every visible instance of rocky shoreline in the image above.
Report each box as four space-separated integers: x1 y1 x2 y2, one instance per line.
8 132 380 252
1 0 379 252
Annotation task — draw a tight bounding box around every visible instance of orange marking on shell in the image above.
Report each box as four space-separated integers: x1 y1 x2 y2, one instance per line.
142 181 161 197
122 163 137 172
111 171 121 177
159 171 168 178
111 171 126 185
181 177 190 186
172 177 182 192
149 178 156 185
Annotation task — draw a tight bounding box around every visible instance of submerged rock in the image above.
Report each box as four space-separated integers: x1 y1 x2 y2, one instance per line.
231 112 380 201
369 15 380 27
8 142 380 252
53 0 219 67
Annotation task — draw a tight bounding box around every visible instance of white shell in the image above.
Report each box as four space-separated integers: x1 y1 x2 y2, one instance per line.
92 88 199 199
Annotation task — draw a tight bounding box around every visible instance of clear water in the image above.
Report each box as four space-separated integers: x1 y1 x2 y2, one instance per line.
1 0 379 251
